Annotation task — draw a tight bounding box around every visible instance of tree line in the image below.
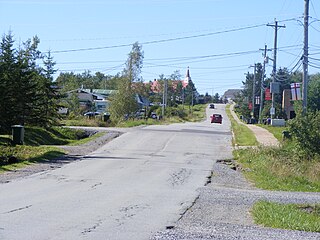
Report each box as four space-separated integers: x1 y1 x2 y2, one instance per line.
0 34 203 130
0 32 59 133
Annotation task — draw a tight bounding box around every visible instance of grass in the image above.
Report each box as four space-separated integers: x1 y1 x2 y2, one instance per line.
0 126 104 170
234 144 320 192
252 201 320 232
186 104 207 122
258 124 287 141
229 105 320 232
0 145 64 172
226 105 258 146
110 104 207 128
67 131 106 146
61 117 110 127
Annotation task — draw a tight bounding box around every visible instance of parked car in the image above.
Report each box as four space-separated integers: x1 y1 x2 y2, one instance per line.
209 103 215 109
210 114 222 124
84 111 100 117
150 112 157 119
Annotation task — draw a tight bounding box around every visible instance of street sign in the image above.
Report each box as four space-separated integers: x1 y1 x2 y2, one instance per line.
270 107 275 115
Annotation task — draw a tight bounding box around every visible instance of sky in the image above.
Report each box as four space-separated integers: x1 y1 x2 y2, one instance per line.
1 0 320 95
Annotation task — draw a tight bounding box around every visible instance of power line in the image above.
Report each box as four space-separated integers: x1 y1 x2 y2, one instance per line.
50 23 267 54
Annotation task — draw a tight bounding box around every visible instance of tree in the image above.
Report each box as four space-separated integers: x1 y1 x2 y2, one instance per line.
124 42 144 84
0 32 18 132
34 51 60 127
184 80 196 106
236 63 263 119
307 73 320 112
109 42 144 122
203 92 212 103
0 32 60 132
213 93 220 103
56 72 81 92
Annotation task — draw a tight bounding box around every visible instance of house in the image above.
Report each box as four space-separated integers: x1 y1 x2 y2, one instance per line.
67 89 113 113
148 67 199 104
222 89 242 103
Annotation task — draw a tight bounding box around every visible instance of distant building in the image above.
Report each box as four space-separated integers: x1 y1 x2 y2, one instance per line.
67 88 114 113
222 89 242 102
282 89 295 119
149 67 199 103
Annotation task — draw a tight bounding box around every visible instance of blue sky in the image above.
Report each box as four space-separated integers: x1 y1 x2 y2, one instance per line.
1 0 320 95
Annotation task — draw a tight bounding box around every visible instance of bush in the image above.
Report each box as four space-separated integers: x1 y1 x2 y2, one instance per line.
165 106 187 118
288 111 320 158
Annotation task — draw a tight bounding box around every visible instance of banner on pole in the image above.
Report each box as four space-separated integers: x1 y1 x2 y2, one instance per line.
265 88 271 101
255 96 260 105
290 83 302 101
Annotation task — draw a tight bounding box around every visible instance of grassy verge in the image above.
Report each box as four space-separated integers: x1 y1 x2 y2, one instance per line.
226 105 258 146
105 104 207 128
0 127 104 171
0 145 64 172
234 145 320 192
252 201 320 232
61 118 109 127
229 104 320 231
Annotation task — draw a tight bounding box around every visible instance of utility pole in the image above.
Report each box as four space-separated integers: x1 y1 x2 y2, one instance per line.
267 20 285 118
258 45 269 123
250 64 256 119
303 0 309 115
162 79 167 117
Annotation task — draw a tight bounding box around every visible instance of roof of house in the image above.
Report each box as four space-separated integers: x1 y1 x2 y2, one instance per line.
82 89 118 97
222 89 242 99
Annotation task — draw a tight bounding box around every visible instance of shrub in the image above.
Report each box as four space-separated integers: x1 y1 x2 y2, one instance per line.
288 111 320 158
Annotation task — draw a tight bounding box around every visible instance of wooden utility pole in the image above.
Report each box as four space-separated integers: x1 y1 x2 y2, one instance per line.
251 64 256 118
303 0 309 115
267 20 285 118
258 45 269 123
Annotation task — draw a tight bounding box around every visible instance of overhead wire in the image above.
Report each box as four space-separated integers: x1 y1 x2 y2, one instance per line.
50 19 300 54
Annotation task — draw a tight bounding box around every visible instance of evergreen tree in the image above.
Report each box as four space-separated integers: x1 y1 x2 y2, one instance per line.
0 32 60 132
0 32 17 132
34 51 59 127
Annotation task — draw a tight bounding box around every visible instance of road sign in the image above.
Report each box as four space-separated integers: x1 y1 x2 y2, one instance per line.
270 107 275 115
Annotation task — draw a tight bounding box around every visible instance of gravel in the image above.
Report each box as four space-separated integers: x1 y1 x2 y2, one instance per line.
0 130 121 184
151 162 320 240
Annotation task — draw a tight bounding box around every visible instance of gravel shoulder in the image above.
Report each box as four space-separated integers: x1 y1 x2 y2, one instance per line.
151 162 320 240
0 130 121 184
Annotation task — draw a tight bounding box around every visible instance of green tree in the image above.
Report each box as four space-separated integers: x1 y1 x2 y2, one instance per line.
308 73 320 112
0 32 60 132
109 42 143 122
34 51 60 127
0 32 18 132
213 93 220 103
56 72 81 92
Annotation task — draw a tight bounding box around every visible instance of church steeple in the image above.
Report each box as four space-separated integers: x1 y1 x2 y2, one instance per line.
185 66 191 83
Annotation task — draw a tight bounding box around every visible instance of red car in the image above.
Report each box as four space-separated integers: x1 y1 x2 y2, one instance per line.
210 114 222 124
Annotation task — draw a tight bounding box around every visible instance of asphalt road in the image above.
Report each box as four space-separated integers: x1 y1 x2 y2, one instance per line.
0 104 232 240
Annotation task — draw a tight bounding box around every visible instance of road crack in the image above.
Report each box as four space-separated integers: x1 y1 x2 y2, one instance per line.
2 205 32 214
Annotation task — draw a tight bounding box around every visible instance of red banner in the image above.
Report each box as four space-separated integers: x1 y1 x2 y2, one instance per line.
248 102 252 110
265 88 271 101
